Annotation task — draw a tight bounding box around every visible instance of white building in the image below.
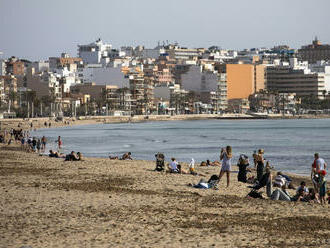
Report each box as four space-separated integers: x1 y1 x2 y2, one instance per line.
80 65 129 88
30 61 49 73
310 60 330 95
0 60 6 76
78 38 112 64
181 65 218 93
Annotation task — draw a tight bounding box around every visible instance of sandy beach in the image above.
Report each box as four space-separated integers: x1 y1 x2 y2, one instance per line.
0 144 329 248
1 113 330 132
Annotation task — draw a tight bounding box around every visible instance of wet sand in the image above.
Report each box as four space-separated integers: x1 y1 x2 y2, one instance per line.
0 145 329 247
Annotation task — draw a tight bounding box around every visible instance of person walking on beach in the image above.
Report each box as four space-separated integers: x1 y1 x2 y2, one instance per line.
218 146 232 187
256 149 265 182
57 136 62 151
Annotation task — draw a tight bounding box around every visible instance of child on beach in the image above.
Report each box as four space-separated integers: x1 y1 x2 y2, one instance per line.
57 136 62 151
319 170 327 204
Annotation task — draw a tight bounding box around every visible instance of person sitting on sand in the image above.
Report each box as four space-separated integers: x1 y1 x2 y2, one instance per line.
109 155 119 160
296 181 309 194
77 152 83 161
177 164 188 174
65 151 80 161
168 157 179 173
237 154 250 183
206 160 221 166
248 167 272 197
291 182 309 202
200 161 207 166
190 175 219 189
274 171 295 189
121 152 132 160
49 150 65 158
49 150 57 158
189 158 197 175
270 184 292 201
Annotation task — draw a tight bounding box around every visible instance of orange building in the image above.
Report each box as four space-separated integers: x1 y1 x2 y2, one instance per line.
226 64 265 99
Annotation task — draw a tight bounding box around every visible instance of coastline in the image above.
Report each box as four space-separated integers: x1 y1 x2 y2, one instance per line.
1 114 329 180
1 113 330 132
0 144 329 247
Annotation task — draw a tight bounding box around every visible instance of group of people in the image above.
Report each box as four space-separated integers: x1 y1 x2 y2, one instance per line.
245 150 328 204
153 146 329 204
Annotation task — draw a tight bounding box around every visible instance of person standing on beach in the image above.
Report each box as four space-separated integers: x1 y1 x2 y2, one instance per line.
311 153 327 193
256 149 265 182
319 170 327 204
252 150 258 168
314 153 327 173
218 146 232 187
57 136 62 151
41 136 47 153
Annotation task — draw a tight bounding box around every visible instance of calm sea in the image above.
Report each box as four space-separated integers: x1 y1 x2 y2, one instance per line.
32 118 330 176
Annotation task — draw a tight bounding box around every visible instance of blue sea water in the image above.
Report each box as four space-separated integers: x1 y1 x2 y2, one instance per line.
32 118 330 176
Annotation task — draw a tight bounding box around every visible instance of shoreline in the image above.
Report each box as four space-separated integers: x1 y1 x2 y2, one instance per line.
1 113 330 132
0 144 329 247
2 115 329 180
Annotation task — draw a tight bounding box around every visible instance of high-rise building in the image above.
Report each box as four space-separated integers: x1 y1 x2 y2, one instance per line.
225 64 265 100
266 62 326 99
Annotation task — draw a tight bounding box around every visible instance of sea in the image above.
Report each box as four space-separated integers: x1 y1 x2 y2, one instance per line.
32 118 330 177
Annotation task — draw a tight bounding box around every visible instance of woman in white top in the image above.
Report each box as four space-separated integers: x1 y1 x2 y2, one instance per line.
218 146 232 187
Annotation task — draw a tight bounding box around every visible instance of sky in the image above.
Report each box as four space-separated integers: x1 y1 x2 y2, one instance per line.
0 0 330 61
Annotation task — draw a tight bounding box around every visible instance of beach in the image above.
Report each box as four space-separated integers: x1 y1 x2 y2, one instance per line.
0 144 329 248
1 113 330 132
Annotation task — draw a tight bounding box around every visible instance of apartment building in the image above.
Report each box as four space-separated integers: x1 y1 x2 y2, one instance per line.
1 75 18 107
0 77 5 105
49 53 82 71
0 60 6 76
225 64 265 100
298 38 330 63
6 57 25 75
78 38 112 64
79 65 129 88
266 61 326 99
129 71 154 115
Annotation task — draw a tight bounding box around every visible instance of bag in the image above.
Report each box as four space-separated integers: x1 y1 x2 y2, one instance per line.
248 190 263 199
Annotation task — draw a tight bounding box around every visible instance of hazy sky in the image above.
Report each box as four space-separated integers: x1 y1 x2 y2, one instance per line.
1 0 329 61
